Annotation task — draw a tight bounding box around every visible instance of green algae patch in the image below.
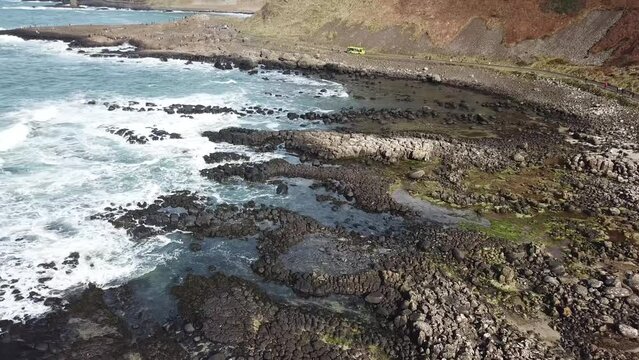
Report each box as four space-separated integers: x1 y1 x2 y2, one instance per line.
320 324 363 350
321 334 354 349
461 215 551 243
383 159 442 192
461 212 602 246
368 345 391 360
321 333 392 359
384 157 572 212
321 325 391 358
464 164 568 200
383 159 594 245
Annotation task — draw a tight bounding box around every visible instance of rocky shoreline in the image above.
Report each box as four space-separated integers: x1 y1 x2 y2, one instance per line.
3 95 639 358
1 20 639 360
1 24 637 143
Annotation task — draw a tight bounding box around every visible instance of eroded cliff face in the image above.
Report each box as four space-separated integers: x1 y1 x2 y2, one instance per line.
592 8 639 66
249 0 638 66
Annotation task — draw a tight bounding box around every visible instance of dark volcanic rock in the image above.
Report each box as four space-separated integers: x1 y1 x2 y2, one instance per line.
172 273 406 359
0 284 188 360
275 182 288 195
203 152 250 164
92 191 260 241
105 126 181 144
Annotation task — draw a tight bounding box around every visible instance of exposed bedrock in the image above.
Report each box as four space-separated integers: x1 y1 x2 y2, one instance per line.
252 215 384 297
250 219 573 358
95 100 283 118
172 273 415 359
204 128 508 168
25 184 639 360
93 191 256 240
374 256 568 359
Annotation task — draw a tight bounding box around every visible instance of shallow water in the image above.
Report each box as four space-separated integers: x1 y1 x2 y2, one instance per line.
105 232 375 337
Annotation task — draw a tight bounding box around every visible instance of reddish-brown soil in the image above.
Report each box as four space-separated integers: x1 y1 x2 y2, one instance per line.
392 0 632 45
592 8 639 66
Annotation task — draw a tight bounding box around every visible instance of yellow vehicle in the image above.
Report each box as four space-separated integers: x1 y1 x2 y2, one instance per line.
346 46 366 55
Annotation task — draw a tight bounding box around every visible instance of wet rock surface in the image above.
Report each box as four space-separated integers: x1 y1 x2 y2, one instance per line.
203 152 250 164
105 126 182 144
92 191 263 241
201 159 403 214
6 168 639 360
93 100 288 119
172 273 405 359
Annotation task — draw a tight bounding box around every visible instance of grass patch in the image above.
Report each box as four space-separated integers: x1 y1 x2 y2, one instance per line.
247 0 399 38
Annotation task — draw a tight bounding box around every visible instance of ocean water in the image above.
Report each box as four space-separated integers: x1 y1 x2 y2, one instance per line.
1 0 192 28
0 1 355 321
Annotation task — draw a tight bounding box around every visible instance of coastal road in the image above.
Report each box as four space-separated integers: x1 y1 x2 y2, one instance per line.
365 52 639 103
283 39 638 104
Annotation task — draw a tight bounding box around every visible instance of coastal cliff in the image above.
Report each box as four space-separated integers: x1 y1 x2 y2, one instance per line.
249 0 638 67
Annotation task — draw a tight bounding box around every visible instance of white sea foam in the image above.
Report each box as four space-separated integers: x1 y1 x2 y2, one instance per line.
0 123 29 152
80 41 137 54
0 93 291 321
0 34 26 44
0 6 79 10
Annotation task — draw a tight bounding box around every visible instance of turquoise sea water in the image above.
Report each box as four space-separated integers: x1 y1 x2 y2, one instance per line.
0 0 192 28
0 0 356 320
